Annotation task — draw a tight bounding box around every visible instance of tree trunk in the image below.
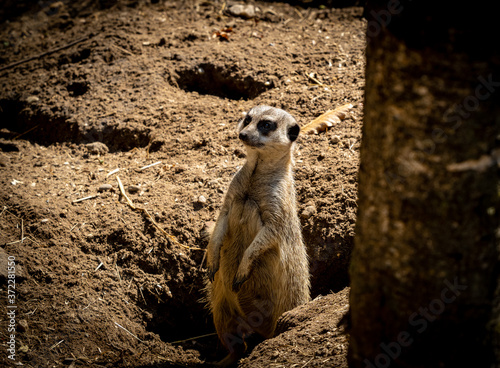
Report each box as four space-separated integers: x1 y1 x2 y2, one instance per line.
349 1 500 367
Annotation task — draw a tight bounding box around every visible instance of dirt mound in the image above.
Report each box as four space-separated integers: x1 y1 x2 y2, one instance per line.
0 1 364 366
240 287 350 368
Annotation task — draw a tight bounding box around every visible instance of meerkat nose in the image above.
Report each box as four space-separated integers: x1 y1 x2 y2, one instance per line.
239 132 248 142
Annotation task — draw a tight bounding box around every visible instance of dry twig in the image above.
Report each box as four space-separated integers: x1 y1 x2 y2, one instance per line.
113 321 143 343
0 35 92 73
72 195 98 203
49 339 65 350
107 168 120 177
138 161 162 172
94 259 104 272
171 332 217 344
304 72 329 87
14 124 41 140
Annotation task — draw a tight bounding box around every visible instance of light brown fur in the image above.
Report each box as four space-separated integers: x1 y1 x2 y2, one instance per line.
205 105 310 365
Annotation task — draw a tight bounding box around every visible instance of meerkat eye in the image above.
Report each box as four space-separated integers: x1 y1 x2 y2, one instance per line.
242 114 252 127
288 124 300 142
257 120 277 135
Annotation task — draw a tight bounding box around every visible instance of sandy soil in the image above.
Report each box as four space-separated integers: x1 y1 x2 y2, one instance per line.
0 1 365 366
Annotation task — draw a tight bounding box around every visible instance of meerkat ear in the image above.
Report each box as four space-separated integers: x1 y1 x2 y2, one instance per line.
288 124 300 142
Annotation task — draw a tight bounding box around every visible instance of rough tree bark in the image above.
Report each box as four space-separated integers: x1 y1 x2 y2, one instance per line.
349 1 500 367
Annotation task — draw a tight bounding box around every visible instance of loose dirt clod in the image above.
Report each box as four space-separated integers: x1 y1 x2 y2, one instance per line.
86 142 109 155
98 183 113 192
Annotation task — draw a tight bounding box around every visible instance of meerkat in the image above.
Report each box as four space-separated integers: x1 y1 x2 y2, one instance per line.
205 105 310 366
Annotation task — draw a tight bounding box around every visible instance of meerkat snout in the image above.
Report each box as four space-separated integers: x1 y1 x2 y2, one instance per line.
238 131 249 142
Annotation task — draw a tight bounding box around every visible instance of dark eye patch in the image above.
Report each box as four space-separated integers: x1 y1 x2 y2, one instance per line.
242 114 252 127
257 120 277 135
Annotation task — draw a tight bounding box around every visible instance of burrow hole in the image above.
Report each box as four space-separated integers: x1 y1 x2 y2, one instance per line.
175 63 272 100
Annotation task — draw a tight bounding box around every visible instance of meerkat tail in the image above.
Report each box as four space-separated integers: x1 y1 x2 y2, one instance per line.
301 103 354 135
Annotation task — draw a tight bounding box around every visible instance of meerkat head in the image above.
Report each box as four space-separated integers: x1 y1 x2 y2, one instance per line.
237 105 300 152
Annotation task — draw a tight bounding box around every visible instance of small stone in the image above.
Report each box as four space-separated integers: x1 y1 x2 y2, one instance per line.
198 195 207 204
26 95 40 103
227 4 258 18
301 205 317 220
330 135 341 144
85 142 109 155
98 184 113 192
128 185 140 194
41 218 49 223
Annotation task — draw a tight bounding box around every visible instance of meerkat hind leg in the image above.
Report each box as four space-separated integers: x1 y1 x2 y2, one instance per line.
214 352 239 367
214 332 263 367
212 298 247 365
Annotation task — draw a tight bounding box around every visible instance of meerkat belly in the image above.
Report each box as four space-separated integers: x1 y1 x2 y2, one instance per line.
219 194 263 282
219 193 285 326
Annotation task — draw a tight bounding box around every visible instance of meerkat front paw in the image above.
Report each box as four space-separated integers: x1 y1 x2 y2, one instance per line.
208 265 219 282
207 256 220 282
206 241 221 282
232 254 253 291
